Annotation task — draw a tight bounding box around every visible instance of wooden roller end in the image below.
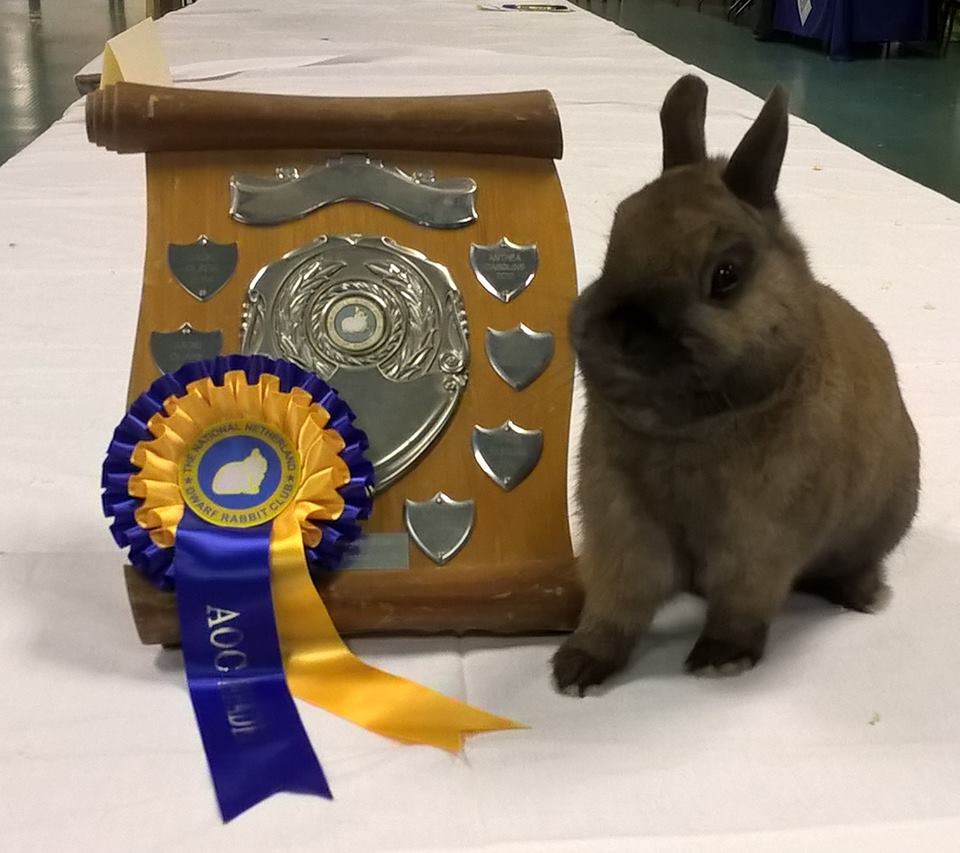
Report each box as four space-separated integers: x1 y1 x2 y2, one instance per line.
86 82 564 159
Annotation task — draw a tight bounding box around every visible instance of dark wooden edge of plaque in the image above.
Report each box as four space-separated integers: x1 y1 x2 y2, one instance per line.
124 561 581 646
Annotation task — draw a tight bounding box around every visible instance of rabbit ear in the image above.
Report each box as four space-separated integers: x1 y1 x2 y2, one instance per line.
660 75 708 171
724 85 789 210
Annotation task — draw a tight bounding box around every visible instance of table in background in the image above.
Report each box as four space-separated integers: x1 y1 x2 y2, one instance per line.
769 0 930 58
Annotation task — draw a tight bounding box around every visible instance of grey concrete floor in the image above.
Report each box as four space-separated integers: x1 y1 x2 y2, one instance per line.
0 0 141 164
579 0 960 202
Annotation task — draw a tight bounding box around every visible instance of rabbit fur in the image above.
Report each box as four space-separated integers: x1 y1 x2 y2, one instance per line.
552 75 920 694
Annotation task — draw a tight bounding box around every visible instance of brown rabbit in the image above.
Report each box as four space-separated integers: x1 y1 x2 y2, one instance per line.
553 75 920 694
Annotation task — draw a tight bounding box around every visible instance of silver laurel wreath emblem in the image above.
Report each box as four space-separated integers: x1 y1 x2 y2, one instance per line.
241 235 469 490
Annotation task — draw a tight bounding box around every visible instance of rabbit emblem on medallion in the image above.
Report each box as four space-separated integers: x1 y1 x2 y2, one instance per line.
553 75 920 694
211 448 269 497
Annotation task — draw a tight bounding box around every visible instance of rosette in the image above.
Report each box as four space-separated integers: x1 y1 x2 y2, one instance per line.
102 355 522 822
103 354 372 588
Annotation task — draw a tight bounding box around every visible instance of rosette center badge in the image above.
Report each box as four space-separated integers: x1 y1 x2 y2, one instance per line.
180 419 300 528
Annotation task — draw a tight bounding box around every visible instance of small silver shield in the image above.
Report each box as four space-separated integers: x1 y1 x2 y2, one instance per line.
472 421 543 491
150 323 223 375
167 235 238 301
469 238 538 302
404 492 475 565
485 324 555 391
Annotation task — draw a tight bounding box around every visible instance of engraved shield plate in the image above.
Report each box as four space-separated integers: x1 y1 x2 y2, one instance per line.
485 324 554 390
470 238 538 302
167 235 238 301
150 323 223 375
404 493 475 565
230 155 478 229
241 235 469 491
472 421 543 491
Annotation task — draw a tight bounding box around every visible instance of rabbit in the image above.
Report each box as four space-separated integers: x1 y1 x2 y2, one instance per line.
552 75 920 695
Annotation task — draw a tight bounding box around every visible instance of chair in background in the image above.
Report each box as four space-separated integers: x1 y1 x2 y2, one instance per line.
941 0 959 53
672 1 729 10
148 0 198 19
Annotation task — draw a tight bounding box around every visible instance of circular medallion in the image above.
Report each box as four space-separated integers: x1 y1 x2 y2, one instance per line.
242 235 470 491
324 293 387 353
179 419 301 528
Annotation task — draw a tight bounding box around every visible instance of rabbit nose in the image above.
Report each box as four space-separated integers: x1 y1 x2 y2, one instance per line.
623 326 686 366
616 296 672 336
629 306 661 335
611 300 688 363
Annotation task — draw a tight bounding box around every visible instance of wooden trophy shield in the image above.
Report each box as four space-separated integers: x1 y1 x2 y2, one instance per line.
87 83 581 644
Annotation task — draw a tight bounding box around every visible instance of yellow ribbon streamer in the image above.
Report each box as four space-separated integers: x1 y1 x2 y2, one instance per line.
131 370 524 751
270 511 524 751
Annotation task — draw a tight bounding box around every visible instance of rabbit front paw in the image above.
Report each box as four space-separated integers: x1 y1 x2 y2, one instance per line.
552 639 625 696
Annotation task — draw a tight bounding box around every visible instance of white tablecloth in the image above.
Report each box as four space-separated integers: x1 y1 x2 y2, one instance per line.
2 2 958 850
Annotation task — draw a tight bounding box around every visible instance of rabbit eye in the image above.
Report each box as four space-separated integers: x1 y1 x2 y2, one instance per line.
709 262 740 300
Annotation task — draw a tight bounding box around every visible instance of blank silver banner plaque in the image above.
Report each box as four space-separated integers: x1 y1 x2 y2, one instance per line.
242 235 469 491
470 238 538 302
472 420 543 491
230 155 478 229
338 533 410 571
150 323 223 375
485 324 554 390
404 492 475 566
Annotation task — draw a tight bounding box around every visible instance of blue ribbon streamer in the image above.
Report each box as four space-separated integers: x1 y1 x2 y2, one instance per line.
173 507 332 822
102 355 376 821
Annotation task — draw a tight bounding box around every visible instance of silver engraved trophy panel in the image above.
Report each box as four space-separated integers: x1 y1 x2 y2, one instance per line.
241 235 469 491
404 493 475 566
167 235 238 301
472 420 543 491
469 238 538 302
151 323 223 375
485 324 554 391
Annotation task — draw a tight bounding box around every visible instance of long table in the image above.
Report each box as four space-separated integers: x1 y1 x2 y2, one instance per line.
2 2 958 850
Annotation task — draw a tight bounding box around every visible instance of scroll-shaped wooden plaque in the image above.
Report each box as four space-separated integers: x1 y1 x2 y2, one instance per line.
88 83 580 644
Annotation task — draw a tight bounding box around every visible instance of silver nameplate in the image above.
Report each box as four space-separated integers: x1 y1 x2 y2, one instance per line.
472 420 543 491
485 324 554 391
230 155 478 229
338 532 410 571
470 238 538 302
167 235 238 301
242 235 469 491
150 323 223 375
404 492 475 566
